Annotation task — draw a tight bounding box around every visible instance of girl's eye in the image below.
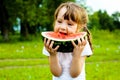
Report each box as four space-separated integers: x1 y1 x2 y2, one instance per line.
68 23 73 26
57 20 62 23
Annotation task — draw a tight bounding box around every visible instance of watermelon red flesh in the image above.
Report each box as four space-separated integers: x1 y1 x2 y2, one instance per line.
41 31 87 52
42 31 86 41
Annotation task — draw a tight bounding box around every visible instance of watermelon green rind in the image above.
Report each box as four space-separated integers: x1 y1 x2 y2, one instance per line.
41 31 87 52
52 41 77 52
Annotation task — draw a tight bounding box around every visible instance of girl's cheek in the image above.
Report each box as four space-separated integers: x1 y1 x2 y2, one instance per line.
68 28 76 34
54 26 59 32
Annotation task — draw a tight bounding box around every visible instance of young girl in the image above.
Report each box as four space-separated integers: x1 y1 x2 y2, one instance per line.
42 2 93 80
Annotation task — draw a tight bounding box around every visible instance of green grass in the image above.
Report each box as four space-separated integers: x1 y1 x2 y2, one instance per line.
0 30 120 80
0 59 48 67
0 66 52 80
0 40 45 59
86 61 120 80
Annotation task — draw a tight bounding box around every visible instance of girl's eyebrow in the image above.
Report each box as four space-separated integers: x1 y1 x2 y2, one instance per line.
57 18 63 20
67 19 75 23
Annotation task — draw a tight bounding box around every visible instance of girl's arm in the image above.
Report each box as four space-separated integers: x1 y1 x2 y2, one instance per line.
70 37 87 78
49 55 62 77
44 38 62 77
70 56 86 78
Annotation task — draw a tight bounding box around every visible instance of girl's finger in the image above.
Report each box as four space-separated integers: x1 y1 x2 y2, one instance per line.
81 37 84 42
54 45 59 51
82 36 87 46
78 38 81 46
46 39 51 47
81 37 85 45
49 41 54 49
85 36 87 41
44 38 46 44
71 40 76 47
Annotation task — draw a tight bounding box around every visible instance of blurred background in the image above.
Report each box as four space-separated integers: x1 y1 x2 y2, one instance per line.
0 0 120 80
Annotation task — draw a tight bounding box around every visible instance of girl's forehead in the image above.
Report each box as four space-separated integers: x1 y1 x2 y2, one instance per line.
57 7 67 19
56 6 77 22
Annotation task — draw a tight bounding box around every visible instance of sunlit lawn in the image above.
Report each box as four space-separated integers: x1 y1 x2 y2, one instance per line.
0 30 120 80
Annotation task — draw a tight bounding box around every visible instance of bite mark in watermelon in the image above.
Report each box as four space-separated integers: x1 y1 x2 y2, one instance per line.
41 31 87 52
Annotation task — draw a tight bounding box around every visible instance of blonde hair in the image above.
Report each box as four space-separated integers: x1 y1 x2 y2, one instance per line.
54 2 93 51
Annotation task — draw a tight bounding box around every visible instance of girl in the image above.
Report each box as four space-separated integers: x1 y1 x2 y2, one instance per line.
42 2 93 80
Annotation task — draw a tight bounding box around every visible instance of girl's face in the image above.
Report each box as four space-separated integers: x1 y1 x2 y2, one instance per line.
54 7 78 35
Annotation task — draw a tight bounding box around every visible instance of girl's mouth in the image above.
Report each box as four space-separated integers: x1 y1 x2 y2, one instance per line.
58 32 68 38
59 32 67 35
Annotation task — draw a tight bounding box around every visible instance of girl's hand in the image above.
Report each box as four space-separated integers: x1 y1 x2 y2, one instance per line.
71 37 87 57
44 38 59 56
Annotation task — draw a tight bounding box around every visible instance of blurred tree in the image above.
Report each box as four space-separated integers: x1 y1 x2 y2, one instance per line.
89 10 115 31
88 12 101 29
112 11 120 29
15 0 42 40
2 0 43 40
0 0 11 41
98 10 115 31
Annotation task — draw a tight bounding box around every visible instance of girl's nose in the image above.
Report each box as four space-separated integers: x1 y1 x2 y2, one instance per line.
60 24 67 31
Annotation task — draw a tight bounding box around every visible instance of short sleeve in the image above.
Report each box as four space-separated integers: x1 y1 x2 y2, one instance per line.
81 41 93 57
42 47 50 56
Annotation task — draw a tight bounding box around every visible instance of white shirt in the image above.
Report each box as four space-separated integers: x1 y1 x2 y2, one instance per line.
42 41 92 80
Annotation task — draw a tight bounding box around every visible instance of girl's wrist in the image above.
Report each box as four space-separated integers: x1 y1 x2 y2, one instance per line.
49 53 58 60
49 52 57 57
72 52 81 58
73 55 81 59
72 56 81 64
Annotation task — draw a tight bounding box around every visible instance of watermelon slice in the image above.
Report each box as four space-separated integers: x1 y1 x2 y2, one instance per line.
41 31 87 52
